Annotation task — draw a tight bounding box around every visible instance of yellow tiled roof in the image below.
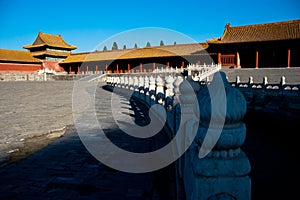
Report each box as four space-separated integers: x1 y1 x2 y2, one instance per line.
23 32 77 50
61 43 208 63
0 49 42 63
208 19 300 43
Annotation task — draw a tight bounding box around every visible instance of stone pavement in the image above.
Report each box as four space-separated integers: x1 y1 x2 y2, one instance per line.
0 81 74 162
0 82 175 200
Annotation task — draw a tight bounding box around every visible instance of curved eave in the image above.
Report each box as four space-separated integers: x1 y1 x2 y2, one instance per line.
31 50 71 57
23 44 77 50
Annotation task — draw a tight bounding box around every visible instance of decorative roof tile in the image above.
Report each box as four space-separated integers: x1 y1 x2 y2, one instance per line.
0 49 41 63
23 32 77 50
208 19 300 44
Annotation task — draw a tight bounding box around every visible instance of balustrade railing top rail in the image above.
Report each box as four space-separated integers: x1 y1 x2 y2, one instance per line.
106 63 221 83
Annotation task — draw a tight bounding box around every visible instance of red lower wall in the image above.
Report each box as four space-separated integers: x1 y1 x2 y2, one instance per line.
0 63 42 73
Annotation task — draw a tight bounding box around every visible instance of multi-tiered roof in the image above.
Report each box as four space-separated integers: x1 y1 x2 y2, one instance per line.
23 32 77 60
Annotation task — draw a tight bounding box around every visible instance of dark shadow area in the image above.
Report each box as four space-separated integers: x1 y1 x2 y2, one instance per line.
243 109 300 200
101 85 173 152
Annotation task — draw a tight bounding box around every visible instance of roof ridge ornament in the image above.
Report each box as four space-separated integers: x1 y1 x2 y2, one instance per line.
225 23 231 29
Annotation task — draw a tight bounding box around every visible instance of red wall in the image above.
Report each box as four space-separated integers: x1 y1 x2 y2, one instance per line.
0 63 42 73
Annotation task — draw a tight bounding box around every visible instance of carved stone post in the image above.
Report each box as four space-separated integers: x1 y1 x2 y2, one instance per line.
280 76 286 96
176 77 200 199
280 76 286 86
144 75 150 103
173 76 183 105
133 76 139 91
183 72 251 200
236 76 240 85
116 76 121 87
165 75 175 98
173 76 184 137
165 75 175 133
128 76 134 91
245 76 254 104
138 76 145 100
249 76 253 84
120 76 125 88
263 76 268 86
124 76 129 89
112 76 117 87
133 76 139 98
149 76 156 105
156 75 165 105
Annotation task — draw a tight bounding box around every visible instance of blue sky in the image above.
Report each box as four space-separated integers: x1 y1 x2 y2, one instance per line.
0 0 299 53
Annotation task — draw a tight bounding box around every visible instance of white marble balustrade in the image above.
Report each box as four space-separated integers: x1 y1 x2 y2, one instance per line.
106 68 251 200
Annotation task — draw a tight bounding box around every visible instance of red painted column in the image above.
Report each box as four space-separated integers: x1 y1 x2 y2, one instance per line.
236 52 240 68
167 61 170 67
255 51 259 69
86 65 89 73
153 62 156 71
116 64 119 73
95 65 98 73
218 53 221 64
181 61 185 68
287 49 291 68
127 63 130 73
140 63 142 73
77 66 80 74
105 64 108 74
69 66 72 74
197 60 200 65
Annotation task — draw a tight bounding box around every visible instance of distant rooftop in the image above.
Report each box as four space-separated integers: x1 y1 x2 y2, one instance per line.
0 49 41 63
61 43 209 64
207 19 300 43
23 32 77 50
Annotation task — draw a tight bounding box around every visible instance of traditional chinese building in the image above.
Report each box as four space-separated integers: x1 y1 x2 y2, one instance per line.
0 49 42 73
206 19 300 68
23 32 77 62
0 32 75 74
60 43 213 74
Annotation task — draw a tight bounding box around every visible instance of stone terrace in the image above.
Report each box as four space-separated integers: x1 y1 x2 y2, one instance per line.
221 67 300 84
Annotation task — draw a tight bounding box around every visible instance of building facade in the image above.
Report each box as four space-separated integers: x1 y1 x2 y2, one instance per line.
206 20 300 68
60 43 212 74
